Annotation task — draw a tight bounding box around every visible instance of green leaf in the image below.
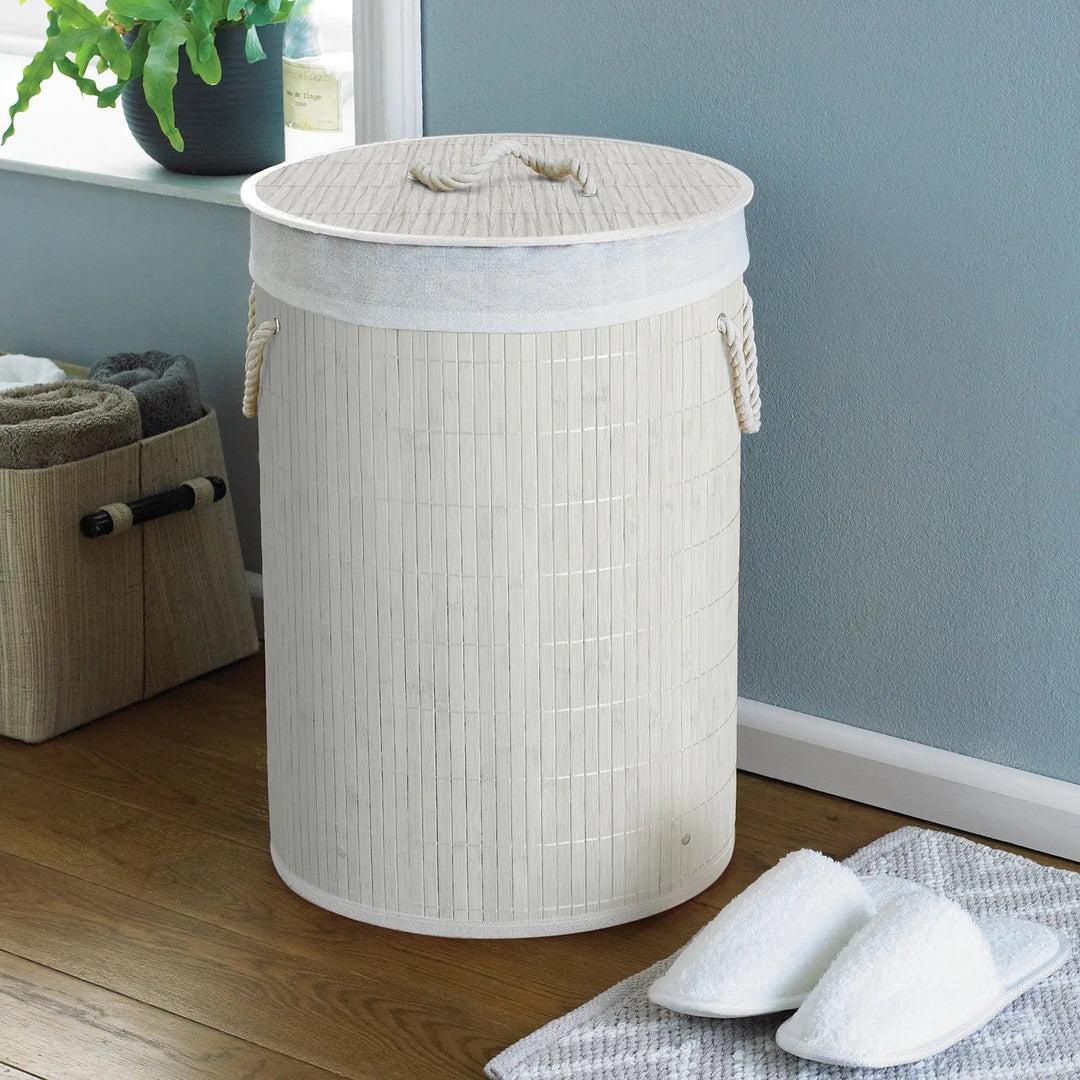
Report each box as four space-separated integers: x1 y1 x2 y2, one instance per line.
45 6 64 38
226 0 244 20
141 15 188 150
124 21 151 80
243 23 265 61
55 52 108 98
187 0 213 33
184 0 221 83
45 0 105 30
3 3 137 142
3 13 87 143
184 36 221 83
241 1 275 27
97 81 126 106
74 36 97 75
96 24 132 78
3 47 58 144
105 0 178 22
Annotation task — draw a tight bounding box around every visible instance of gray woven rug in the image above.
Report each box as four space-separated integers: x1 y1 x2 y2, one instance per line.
486 827 1080 1079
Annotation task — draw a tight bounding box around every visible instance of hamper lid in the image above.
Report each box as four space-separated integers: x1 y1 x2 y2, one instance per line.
242 133 753 248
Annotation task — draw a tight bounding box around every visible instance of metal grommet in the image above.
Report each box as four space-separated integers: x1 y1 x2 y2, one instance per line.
273 315 280 334
716 312 728 333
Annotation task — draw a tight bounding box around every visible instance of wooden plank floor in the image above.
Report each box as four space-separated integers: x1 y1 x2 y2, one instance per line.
0 655 1074 1079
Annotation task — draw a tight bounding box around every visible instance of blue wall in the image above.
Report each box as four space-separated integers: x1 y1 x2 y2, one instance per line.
423 1 1080 782
0 173 260 567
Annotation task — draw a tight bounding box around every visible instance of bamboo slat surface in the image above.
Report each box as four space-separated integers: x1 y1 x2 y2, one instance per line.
0 655 1074 1079
258 287 744 934
248 134 753 245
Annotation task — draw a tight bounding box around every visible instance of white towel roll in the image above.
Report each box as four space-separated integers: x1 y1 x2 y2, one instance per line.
0 354 67 393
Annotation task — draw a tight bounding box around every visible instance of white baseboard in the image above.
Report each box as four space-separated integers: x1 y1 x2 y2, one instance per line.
738 697 1080 863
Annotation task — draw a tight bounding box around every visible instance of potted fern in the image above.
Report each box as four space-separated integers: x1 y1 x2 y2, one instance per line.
3 0 296 175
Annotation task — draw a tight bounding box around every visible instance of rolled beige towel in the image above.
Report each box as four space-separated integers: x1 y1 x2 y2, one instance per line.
0 380 142 470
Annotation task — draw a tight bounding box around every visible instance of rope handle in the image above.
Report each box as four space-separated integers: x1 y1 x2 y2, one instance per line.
408 139 598 197
244 284 279 418
717 282 762 434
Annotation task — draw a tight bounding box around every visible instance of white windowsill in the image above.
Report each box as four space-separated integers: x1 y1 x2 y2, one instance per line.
0 48 246 207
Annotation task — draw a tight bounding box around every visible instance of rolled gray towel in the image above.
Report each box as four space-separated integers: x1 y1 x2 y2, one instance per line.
89 350 202 438
0 380 142 470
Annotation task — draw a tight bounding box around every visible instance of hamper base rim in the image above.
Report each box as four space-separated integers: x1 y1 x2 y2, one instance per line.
269 834 735 938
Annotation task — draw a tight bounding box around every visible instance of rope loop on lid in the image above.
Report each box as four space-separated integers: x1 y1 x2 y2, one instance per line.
717 282 762 434
408 139 598 197
244 284 279 419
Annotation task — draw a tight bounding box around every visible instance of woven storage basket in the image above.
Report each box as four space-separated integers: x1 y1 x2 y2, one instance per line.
0 408 258 742
242 134 760 937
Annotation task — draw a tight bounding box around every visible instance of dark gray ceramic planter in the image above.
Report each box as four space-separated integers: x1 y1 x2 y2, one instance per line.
122 23 285 176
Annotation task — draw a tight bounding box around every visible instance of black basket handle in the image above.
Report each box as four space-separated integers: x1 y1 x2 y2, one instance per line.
80 476 227 539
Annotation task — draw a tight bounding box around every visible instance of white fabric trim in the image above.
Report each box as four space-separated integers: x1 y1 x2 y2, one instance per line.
248 209 748 333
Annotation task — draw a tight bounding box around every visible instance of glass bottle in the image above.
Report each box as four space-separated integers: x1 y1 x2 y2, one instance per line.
282 0 355 160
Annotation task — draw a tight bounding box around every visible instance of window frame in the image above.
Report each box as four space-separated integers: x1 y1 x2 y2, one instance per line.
352 0 423 142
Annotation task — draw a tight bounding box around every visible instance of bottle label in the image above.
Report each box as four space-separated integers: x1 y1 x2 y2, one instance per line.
283 60 342 133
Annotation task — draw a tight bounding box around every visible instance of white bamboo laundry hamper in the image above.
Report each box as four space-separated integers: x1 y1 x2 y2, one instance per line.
241 134 761 937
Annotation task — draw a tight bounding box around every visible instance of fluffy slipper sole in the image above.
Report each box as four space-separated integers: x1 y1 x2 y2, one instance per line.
774 891 1072 1068
648 849 929 1018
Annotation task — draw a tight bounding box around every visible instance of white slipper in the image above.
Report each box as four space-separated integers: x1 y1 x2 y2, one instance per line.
775 890 1072 1069
648 849 927 1018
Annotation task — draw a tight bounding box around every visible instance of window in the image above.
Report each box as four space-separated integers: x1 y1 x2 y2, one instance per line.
0 0 420 184
0 0 49 53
